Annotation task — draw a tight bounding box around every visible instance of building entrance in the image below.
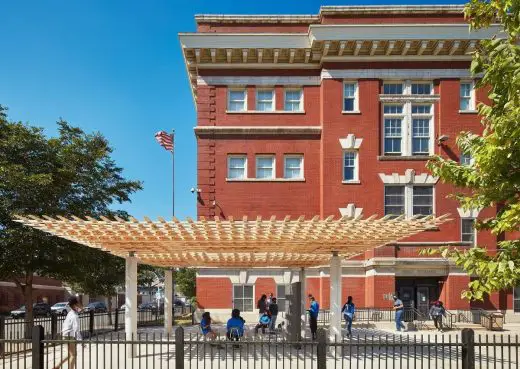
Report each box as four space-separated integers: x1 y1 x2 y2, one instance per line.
396 277 442 318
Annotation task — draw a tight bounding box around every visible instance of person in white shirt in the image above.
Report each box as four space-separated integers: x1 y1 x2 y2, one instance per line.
53 296 83 369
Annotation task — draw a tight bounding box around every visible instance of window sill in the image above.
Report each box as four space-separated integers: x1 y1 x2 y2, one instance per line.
342 180 361 184
378 155 433 161
226 110 305 114
342 110 361 115
226 178 305 182
459 110 478 114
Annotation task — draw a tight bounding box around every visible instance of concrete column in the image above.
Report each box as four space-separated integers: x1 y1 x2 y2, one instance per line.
125 253 138 358
164 269 173 335
329 252 342 341
300 268 307 339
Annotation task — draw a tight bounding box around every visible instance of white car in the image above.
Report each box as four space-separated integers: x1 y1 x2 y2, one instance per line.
51 302 69 316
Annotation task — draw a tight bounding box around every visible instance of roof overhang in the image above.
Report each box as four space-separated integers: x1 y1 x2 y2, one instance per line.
14 214 451 268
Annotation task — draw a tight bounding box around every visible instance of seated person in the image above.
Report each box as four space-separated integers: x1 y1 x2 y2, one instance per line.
200 312 217 340
254 312 271 334
226 309 245 341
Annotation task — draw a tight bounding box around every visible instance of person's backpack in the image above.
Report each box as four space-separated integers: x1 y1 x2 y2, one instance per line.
343 303 355 319
259 314 271 325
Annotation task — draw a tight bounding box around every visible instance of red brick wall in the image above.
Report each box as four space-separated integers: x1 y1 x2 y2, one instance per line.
342 277 366 307
365 275 395 308
254 278 276 303
441 275 470 310
196 277 232 309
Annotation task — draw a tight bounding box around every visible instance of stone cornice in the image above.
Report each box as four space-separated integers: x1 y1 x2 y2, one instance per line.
194 126 321 136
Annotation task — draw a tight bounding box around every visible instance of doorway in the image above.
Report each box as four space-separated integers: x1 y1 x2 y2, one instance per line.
396 277 442 319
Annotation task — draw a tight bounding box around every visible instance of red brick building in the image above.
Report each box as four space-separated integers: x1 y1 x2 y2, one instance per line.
179 5 519 322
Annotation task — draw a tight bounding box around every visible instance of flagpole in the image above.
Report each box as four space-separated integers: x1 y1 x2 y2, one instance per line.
171 129 175 327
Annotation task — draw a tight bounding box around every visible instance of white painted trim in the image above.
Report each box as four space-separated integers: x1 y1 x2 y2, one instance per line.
227 154 248 180
195 126 321 136
255 154 275 180
255 88 275 112
322 55 472 62
459 80 476 111
339 134 363 150
197 76 320 86
339 204 363 218
227 87 247 112
342 80 359 112
284 87 304 112
342 150 359 182
322 69 474 80
319 5 465 15
457 207 481 218
365 270 396 277
179 33 310 49
379 169 438 185
308 24 503 42
226 178 305 183
460 217 477 247
197 63 320 70
284 154 304 180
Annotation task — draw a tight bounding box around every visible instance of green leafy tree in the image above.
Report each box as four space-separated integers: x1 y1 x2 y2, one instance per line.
0 106 142 334
174 268 196 299
425 0 520 300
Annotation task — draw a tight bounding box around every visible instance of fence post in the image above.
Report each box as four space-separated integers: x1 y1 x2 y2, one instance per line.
51 313 58 339
89 310 95 337
461 328 475 369
32 325 44 369
114 308 119 332
0 316 5 356
317 328 326 369
175 326 184 369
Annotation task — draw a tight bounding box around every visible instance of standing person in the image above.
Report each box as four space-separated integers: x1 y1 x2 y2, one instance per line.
268 297 279 332
341 296 355 338
52 296 83 369
266 292 274 309
257 294 267 318
307 295 320 340
429 301 446 332
393 295 406 332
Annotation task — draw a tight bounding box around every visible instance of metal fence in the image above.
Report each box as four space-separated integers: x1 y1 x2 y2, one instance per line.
2 325 519 369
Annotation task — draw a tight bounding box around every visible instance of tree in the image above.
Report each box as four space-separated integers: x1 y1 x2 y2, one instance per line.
0 106 142 334
174 268 196 299
425 0 520 300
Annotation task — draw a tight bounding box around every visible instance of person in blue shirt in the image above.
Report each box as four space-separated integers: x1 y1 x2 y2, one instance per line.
341 296 355 338
226 309 245 341
254 311 271 334
307 295 320 340
393 295 406 332
200 312 217 340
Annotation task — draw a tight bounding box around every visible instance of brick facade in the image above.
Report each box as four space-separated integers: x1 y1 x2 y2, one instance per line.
185 6 516 317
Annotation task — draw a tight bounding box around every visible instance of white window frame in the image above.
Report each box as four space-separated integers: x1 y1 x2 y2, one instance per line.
284 88 303 112
342 151 359 183
411 104 434 156
342 81 359 113
460 152 475 166
283 155 304 180
256 88 275 112
228 88 247 112
383 82 404 95
255 155 275 179
460 217 477 246
459 80 476 112
384 184 435 218
227 155 247 180
232 284 255 312
381 80 435 157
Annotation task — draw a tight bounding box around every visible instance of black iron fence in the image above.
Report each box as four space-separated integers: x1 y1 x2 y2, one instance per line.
2 325 519 369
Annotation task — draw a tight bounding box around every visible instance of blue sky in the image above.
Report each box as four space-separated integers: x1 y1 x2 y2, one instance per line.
0 0 466 220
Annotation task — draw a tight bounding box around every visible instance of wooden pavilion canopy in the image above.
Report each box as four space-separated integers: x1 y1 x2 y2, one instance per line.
14 214 450 268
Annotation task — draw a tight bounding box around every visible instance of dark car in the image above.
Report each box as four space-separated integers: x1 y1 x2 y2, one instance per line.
11 303 51 319
138 302 161 312
83 301 108 313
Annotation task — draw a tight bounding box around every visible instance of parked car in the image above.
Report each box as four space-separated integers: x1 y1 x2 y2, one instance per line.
138 302 160 312
11 303 52 319
51 302 69 316
83 301 108 313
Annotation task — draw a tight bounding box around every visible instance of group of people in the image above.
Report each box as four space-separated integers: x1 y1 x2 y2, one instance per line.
393 294 447 333
255 293 279 334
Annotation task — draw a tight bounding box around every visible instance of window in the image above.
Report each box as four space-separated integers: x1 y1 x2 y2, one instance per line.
284 89 303 112
383 104 404 156
343 151 358 181
284 155 303 179
411 83 432 95
343 82 358 112
383 83 404 95
233 285 254 312
385 185 434 218
460 82 474 111
384 186 405 217
460 153 473 166
514 286 520 313
412 186 433 216
461 218 476 246
228 89 247 112
256 89 274 112
411 104 432 155
256 155 275 179
276 284 289 312
228 155 247 179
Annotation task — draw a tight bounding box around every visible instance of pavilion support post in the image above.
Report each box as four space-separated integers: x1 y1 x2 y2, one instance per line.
300 267 307 340
329 252 342 342
125 252 138 358
164 269 173 335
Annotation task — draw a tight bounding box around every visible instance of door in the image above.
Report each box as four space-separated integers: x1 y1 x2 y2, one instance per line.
399 287 414 322
416 287 430 317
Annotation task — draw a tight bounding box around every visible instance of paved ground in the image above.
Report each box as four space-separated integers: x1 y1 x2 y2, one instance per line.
2 324 519 369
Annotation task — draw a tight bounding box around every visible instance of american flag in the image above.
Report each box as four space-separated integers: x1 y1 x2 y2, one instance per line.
155 131 174 152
